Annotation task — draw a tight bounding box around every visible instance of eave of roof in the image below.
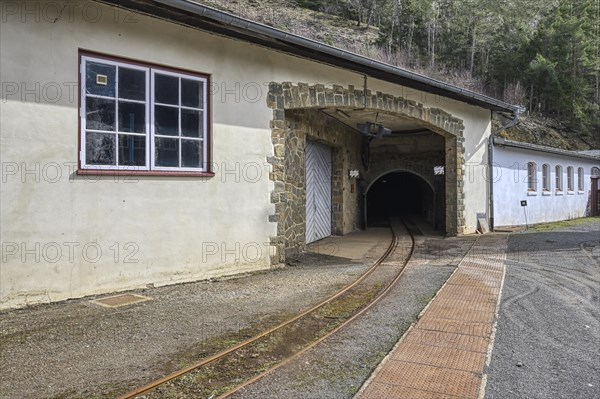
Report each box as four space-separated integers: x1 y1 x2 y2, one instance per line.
98 0 521 114
493 137 600 161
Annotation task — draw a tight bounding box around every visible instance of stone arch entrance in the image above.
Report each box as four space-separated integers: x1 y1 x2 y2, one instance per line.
266 82 465 263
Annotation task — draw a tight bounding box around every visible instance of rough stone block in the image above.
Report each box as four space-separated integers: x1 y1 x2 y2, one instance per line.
283 89 292 108
269 82 283 96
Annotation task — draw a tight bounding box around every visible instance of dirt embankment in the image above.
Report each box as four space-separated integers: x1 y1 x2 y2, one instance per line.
494 115 599 150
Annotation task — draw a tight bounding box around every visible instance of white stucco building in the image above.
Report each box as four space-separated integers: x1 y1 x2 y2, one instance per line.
2 0 594 310
491 138 600 227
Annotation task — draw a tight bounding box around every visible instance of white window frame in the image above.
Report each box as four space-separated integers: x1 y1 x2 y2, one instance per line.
80 55 208 173
542 164 551 192
555 165 563 194
80 56 150 171
150 69 208 172
567 166 575 192
527 162 537 192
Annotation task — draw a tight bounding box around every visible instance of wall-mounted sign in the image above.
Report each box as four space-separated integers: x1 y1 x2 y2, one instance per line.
96 74 108 86
521 200 527 207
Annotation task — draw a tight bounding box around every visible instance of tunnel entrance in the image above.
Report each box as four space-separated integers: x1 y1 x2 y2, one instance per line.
366 172 436 228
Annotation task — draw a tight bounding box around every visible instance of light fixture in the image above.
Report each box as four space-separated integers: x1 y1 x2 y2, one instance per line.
357 122 391 138
377 125 392 138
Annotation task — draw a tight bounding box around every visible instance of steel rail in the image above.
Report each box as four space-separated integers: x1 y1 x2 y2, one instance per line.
218 217 415 398
118 227 399 399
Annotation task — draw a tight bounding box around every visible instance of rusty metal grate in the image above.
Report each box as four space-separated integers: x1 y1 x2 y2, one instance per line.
91 293 151 308
406 329 490 354
358 235 508 399
359 382 459 399
416 315 493 338
425 305 496 324
375 361 481 398
390 342 486 373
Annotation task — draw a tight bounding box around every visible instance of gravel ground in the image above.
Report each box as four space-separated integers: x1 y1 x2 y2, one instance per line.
485 218 600 399
231 234 478 399
0 230 391 399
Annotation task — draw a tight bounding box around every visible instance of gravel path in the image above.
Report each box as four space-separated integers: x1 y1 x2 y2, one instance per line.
0 230 390 399
231 234 477 399
485 219 600 399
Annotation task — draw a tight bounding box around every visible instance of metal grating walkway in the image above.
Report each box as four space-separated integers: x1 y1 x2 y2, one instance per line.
356 234 508 399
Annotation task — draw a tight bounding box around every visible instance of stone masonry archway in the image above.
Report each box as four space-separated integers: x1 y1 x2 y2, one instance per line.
266 82 466 264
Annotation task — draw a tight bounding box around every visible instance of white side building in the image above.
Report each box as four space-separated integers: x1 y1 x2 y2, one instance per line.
492 138 600 227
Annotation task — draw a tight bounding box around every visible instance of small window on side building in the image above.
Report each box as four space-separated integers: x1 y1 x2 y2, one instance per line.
527 162 537 192
555 165 563 193
567 166 574 191
542 164 550 192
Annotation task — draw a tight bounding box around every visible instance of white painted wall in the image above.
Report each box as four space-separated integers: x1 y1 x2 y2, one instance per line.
492 146 599 227
0 1 492 309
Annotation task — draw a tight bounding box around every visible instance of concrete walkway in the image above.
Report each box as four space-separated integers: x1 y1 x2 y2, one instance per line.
305 228 392 261
356 234 508 399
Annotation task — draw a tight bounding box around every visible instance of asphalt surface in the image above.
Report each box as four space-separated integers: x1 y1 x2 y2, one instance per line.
485 220 600 399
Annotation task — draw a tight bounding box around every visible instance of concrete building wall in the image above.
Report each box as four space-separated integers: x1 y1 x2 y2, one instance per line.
493 146 599 227
1 1 492 309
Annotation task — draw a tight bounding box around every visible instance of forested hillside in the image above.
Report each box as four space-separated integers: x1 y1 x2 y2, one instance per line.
199 0 599 149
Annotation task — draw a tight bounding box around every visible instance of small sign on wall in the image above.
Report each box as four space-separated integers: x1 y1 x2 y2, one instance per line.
520 200 527 207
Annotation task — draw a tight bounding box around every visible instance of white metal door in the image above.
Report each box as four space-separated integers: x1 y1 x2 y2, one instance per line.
305 140 332 243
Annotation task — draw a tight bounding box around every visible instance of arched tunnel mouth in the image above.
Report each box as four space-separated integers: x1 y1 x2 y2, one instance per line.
366 171 436 228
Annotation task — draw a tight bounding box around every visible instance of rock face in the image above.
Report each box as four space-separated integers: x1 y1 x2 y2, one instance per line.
495 115 598 151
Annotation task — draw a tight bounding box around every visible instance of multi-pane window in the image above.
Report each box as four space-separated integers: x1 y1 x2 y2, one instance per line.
555 165 563 192
567 166 574 191
578 167 584 191
80 55 208 172
527 162 537 191
542 164 550 191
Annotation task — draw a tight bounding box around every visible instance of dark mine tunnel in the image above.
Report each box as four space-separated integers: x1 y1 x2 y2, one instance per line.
366 172 435 227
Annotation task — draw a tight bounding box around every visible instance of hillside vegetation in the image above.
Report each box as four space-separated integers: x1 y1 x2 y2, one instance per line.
198 0 599 149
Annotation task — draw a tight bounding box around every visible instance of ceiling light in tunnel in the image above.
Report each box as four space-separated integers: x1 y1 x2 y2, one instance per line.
358 122 391 138
377 125 392 138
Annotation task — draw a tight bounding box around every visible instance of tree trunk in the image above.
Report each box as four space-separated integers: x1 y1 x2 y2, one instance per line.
395 0 403 50
529 82 534 114
388 18 395 53
469 25 476 77
407 19 413 57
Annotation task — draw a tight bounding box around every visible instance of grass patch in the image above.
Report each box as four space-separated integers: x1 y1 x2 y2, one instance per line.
525 216 599 232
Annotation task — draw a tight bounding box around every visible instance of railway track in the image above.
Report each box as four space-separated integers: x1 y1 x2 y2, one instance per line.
119 218 416 399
